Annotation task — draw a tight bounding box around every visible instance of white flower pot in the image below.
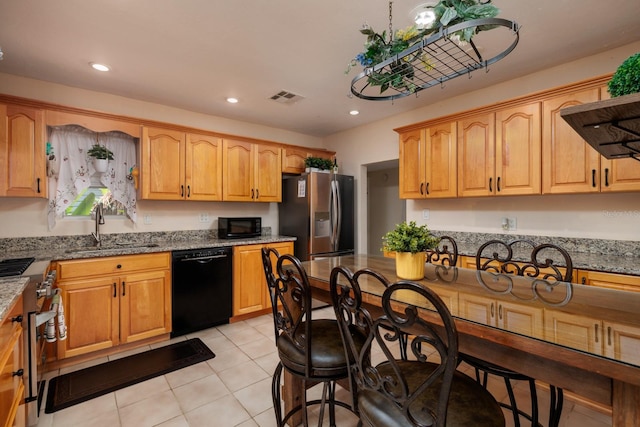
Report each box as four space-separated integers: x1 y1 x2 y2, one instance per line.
93 158 109 173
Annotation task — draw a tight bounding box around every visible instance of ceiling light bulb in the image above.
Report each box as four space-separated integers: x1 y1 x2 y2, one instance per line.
226 97 239 104
410 3 438 29
90 62 110 72
349 110 360 116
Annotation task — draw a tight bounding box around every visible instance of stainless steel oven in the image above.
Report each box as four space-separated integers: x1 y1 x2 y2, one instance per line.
0 257 55 425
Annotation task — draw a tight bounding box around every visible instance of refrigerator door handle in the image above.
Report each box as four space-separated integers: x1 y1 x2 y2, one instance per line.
330 179 342 251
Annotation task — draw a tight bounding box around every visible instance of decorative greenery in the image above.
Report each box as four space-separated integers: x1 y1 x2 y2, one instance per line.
382 221 440 254
87 144 114 160
305 156 334 170
608 52 640 97
346 0 500 94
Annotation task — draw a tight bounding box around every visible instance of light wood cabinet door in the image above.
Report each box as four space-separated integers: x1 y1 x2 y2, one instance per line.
232 242 293 317
223 139 254 201
457 113 495 197
0 295 24 427
458 293 543 337
542 88 601 194
543 311 602 355
255 144 282 202
399 129 425 198
577 270 640 292
0 104 46 198
58 276 120 359
603 321 640 366
185 133 223 201
120 269 172 344
495 103 541 195
282 147 333 174
141 127 186 200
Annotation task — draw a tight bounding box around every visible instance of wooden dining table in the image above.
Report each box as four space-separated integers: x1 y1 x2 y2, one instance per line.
282 255 640 427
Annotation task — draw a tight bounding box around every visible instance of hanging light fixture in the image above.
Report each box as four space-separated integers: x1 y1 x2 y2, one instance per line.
346 1 520 101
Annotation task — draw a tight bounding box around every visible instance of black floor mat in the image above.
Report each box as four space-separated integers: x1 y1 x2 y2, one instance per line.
45 338 215 414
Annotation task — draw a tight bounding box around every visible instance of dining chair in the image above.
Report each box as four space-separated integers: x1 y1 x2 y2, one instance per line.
330 265 506 427
466 238 574 427
261 247 358 427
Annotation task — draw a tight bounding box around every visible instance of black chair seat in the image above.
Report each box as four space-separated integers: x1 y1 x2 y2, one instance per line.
277 319 353 378
359 361 505 427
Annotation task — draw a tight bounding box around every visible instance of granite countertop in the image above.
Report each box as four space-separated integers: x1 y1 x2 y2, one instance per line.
0 276 28 320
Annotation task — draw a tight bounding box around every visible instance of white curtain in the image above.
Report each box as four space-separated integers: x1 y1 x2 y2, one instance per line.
47 125 137 229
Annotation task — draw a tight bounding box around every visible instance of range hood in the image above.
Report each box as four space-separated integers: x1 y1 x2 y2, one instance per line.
560 92 640 161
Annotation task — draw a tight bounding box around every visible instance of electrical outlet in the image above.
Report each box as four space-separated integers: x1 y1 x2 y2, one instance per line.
199 212 210 223
143 214 152 225
422 209 430 220
501 217 516 231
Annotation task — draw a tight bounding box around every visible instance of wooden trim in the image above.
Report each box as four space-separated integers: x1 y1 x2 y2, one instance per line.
394 74 613 133
229 307 272 323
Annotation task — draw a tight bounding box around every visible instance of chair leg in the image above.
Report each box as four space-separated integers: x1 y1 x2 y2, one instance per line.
317 382 328 427
503 377 521 427
328 380 337 427
526 378 539 427
549 386 564 427
272 362 284 427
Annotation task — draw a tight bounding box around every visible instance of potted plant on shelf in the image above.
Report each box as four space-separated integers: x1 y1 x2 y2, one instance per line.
304 156 334 173
382 221 440 280
87 144 114 173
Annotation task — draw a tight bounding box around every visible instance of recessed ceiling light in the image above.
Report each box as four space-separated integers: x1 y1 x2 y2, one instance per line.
90 62 110 72
349 110 360 116
226 97 239 104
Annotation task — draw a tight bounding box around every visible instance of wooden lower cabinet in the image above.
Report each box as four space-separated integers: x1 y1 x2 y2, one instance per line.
577 269 640 292
232 241 294 317
0 295 25 427
56 253 172 359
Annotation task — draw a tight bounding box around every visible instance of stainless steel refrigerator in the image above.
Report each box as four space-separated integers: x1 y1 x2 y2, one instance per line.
279 172 355 261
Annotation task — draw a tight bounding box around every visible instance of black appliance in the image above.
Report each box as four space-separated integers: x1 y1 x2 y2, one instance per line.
218 217 262 239
279 172 355 261
171 247 233 337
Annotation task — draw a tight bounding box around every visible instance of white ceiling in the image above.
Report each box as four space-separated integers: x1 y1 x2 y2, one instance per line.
1 0 639 137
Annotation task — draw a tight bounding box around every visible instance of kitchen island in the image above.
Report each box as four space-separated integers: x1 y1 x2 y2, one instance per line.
294 255 640 427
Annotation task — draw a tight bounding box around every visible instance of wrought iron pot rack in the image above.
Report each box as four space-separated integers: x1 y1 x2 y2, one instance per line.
350 17 520 101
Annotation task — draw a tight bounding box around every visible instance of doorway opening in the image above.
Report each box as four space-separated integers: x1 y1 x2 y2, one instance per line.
366 160 405 255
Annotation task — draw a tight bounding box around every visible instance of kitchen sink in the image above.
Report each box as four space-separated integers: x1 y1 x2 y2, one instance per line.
65 243 160 254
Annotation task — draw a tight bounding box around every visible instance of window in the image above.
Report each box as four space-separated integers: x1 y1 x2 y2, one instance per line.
64 187 126 217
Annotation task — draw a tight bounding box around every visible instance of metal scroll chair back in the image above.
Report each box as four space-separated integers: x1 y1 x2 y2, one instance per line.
476 239 573 282
330 266 505 427
426 235 459 266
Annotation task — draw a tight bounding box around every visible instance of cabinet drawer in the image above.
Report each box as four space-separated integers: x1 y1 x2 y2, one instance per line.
57 252 170 280
0 297 23 427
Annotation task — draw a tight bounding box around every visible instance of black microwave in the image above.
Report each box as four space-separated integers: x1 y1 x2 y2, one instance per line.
218 217 262 239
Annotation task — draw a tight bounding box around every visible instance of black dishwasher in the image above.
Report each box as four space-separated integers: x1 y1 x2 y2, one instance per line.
171 247 233 337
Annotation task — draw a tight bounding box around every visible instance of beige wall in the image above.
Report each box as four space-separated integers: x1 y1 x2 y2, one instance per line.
324 41 640 253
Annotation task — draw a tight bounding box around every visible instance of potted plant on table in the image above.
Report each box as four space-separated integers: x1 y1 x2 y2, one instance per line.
382 221 440 280
87 144 114 173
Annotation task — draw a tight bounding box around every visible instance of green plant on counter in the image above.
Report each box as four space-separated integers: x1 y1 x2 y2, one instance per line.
608 52 640 97
87 144 114 160
382 221 440 254
304 156 334 170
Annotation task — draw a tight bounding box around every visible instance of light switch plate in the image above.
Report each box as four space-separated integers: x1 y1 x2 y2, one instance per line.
422 209 430 220
143 214 152 225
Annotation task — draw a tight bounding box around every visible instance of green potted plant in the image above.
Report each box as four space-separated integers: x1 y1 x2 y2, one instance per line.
382 221 440 279
87 144 114 173
304 156 333 172
608 52 640 97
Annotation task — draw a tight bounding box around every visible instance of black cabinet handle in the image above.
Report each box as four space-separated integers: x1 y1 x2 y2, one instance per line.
581 277 586 285
256 189 259 199
122 282 126 297
13 369 24 377
426 182 430 195
497 177 501 192
117 264 122 269
420 182 424 195
251 189 254 199
604 168 609 187
187 185 191 197
181 185 184 197
37 178 41 193
489 177 493 192
11 314 23 323
592 169 596 187
113 283 117 298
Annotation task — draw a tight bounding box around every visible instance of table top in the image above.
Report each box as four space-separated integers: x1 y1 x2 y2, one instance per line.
301 255 640 373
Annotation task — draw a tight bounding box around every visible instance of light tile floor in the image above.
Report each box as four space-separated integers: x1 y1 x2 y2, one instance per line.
35 307 613 427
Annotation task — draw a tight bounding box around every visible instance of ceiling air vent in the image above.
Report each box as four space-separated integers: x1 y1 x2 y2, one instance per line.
269 90 304 105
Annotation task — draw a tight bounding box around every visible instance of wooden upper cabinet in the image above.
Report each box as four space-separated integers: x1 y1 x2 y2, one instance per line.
141 127 223 201
399 123 457 199
457 112 495 197
0 104 47 198
185 133 223 201
223 139 281 202
495 102 541 195
542 88 601 194
141 127 185 200
282 147 334 174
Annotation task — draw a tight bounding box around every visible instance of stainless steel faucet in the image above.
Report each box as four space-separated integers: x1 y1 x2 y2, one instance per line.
91 202 105 247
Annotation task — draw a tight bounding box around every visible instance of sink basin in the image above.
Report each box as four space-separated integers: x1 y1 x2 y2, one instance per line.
65 243 159 254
